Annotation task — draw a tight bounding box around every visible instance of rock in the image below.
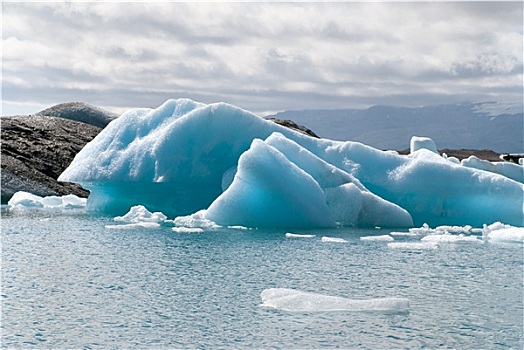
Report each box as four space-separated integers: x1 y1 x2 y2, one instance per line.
1 116 102 203
36 101 118 128
265 118 319 138
397 148 501 162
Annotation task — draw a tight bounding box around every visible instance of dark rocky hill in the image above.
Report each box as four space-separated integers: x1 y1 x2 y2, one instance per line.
36 102 118 128
1 116 102 203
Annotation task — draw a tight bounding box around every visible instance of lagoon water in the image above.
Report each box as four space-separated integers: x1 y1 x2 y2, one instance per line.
2 207 523 349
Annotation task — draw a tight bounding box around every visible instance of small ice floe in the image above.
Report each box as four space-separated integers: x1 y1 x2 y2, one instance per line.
260 288 409 313
395 223 475 237
173 210 221 229
321 236 348 243
482 222 524 243
105 222 161 229
228 225 250 230
172 227 204 233
360 235 394 242
7 191 86 209
390 231 421 237
107 205 166 229
114 205 167 223
421 234 482 243
434 225 472 234
387 242 438 250
286 232 316 238
408 223 432 235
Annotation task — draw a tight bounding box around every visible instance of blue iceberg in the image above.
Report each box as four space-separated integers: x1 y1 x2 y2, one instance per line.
59 98 524 228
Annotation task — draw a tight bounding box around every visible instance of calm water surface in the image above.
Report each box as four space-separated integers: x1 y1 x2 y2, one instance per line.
2 208 523 349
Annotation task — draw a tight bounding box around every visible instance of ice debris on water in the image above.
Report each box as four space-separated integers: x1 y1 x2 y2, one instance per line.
285 233 316 238
114 205 167 223
172 227 204 233
7 191 86 209
260 288 409 313
321 236 348 243
482 222 524 243
105 222 161 229
360 235 394 242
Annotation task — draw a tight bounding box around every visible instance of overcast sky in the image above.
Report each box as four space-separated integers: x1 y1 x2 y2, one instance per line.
2 1 523 116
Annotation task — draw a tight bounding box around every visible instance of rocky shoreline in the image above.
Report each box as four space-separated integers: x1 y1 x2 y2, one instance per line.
0 102 511 204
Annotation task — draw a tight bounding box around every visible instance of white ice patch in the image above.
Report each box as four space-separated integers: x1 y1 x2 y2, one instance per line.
286 233 316 238
114 205 167 223
173 210 221 229
321 236 348 243
410 136 438 154
461 156 523 183
482 222 524 243
172 227 204 233
105 222 160 229
360 235 394 242
7 191 86 209
260 288 409 313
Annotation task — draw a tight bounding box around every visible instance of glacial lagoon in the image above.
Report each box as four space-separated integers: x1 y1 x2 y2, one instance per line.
2 207 522 349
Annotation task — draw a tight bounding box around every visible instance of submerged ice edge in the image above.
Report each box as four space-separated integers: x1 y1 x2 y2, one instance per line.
260 288 410 313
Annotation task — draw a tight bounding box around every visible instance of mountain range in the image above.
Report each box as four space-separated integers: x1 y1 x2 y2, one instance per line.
266 102 523 153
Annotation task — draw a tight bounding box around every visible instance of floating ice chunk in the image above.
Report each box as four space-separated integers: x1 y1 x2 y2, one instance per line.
408 223 432 235
387 242 439 250
421 234 482 243
462 156 524 183
228 225 250 230
410 136 438 154
360 235 394 242
8 191 45 208
260 288 409 313
7 191 87 209
286 233 316 238
105 222 160 229
321 236 348 243
434 225 472 234
482 222 524 243
172 227 204 233
114 205 167 223
390 231 421 237
174 210 221 229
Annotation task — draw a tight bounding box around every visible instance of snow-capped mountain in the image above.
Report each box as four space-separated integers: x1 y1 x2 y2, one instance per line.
266 102 523 153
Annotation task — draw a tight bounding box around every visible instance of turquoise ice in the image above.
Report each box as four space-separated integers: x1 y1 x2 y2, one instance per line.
59 99 524 228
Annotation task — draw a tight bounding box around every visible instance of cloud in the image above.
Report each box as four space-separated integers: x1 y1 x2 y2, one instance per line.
2 2 523 115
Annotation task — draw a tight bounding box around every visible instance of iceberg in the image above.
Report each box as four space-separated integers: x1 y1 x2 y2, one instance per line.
59 98 524 228
260 288 409 313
